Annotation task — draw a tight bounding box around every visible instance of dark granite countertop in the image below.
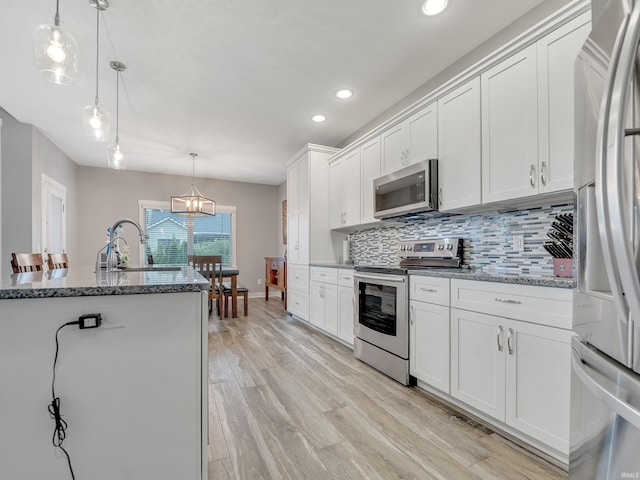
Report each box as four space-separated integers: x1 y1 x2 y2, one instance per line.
0 266 211 300
308 263 574 288
407 267 574 288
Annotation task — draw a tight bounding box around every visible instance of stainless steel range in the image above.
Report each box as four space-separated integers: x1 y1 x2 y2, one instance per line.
353 238 463 385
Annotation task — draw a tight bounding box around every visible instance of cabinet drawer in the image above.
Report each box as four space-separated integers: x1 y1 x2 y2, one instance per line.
287 289 309 321
338 269 355 287
410 276 450 306
451 279 572 329
310 266 338 284
287 265 309 292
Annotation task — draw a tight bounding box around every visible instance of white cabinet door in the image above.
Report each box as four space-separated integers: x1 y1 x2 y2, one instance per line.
381 123 406 175
481 44 538 203
505 319 572 453
406 102 438 166
537 12 591 194
329 158 346 229
297 154 309 212
437 77 481 210
345 150 361 227
298 211 309 264
410 300 450 393
338 285 354 346
360 136 381 224
323 282 338 336
451 308 506 421
310 282 324 329
286 161 299 216
287 214 300 264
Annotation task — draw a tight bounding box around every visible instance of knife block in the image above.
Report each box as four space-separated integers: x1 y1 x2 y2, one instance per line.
553 258 573 278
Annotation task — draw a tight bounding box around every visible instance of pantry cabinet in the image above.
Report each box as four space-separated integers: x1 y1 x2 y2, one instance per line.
329 149 361 229
381 103 437 175
437 77 481 210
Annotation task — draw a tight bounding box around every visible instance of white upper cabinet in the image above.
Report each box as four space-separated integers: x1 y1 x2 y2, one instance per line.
437 77 481 211
329 149 361 229
360 136 381 225
481 44 539 203
482 12 591 204
537 12 591 194
381 102 437 175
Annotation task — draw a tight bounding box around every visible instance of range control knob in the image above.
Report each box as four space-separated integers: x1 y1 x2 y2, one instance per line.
437 244 445 251
446 244 453 250
407 245 413 251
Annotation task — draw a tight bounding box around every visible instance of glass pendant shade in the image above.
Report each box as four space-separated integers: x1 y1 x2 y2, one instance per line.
33 22 79 85
107 139 125 169
171 153 216 216
82 102 111 141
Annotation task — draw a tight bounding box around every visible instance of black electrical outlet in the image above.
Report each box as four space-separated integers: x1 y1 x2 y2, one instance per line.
78 313 102 329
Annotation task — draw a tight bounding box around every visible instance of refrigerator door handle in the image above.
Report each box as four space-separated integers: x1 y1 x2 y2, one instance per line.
596 4 636 330
572 346 640 430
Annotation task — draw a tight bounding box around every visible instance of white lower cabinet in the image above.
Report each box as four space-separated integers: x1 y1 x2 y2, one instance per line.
310 267 338 336
337 270 355 346
410 300 450 393
450 279 573 457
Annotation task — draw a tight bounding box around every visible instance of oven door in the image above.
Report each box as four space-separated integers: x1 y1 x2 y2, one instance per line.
354 272 408 359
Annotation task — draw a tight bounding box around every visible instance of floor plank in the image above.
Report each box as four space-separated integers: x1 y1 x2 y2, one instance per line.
206 298 567 480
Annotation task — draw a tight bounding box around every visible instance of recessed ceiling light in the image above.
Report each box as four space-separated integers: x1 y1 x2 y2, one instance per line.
335 89 353 99
312 114 326 123
422 0 449 16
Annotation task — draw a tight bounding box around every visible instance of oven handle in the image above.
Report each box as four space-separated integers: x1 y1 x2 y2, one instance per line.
353 272 406 283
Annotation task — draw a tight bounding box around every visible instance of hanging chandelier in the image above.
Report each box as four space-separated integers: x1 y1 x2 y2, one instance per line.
107 60 126 169
33 0 79 85
171 153 216 216
82 1 110 141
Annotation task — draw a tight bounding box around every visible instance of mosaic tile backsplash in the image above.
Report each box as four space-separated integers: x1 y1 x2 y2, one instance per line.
348 201 575 277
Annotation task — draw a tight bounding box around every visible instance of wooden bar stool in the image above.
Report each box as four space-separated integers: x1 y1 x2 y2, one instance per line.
11 253 45 273
47 253 69 269
222 282 248 317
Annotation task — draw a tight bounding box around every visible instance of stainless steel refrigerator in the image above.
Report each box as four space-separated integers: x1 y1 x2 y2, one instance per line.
572 0 640 477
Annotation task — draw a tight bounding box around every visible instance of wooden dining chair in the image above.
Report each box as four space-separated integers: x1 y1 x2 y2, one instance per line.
11 253 45 273
47 253 69 270
189 255 223 316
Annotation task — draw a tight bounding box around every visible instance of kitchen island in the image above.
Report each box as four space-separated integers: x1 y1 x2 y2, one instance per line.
0 267 210 480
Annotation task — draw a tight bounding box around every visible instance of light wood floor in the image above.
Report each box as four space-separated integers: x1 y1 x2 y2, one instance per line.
207 298 567 480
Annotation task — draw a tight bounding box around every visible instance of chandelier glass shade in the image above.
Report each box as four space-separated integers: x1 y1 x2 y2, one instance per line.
107 60 126 169
171 153 216 216
33 0 79 86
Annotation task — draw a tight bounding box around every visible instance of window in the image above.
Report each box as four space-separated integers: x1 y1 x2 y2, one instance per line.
138 201 236 265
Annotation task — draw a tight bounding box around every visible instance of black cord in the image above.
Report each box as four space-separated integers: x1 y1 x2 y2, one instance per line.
49 321 79 480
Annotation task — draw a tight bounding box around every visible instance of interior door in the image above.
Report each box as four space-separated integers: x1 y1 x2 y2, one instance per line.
42 175 67 256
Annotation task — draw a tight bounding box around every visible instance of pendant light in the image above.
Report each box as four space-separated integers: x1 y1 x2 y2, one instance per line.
171 154 216 216
82 1 110 141
33 0 79 85
107 61 126 169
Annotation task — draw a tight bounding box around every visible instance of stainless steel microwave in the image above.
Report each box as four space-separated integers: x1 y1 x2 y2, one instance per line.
373 159 438 219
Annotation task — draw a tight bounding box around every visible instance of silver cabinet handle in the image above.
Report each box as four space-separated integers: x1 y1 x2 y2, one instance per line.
494 297 521 305
540 161 547 186
507 328 514 355
419 287 438 293
438 187 443 207
497 325 503 352
529 164 536 188
410 305 414 325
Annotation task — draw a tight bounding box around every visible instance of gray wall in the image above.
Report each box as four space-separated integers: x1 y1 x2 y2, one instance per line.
0 107 79 278
278 181 287 258
76 166 280 295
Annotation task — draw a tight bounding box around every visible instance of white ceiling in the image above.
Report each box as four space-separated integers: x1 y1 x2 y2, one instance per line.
0 0 547 185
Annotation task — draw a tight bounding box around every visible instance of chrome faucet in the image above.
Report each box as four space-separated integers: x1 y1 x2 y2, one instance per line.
106 218 148 270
